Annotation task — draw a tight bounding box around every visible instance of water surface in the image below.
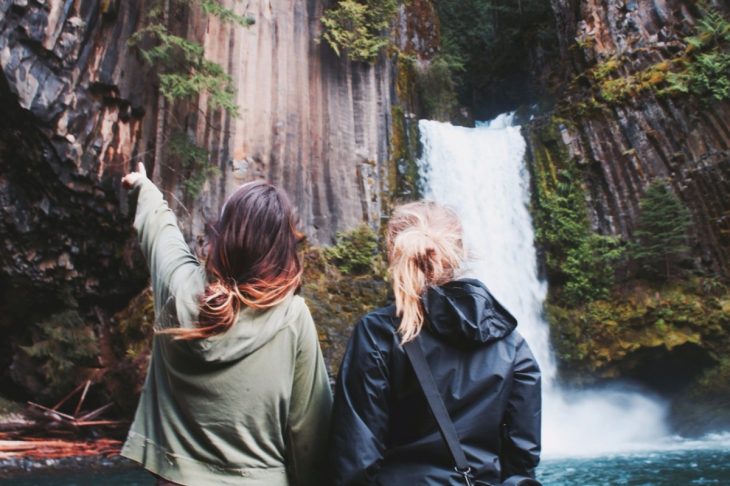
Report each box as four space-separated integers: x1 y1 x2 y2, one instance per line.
4 447 730 485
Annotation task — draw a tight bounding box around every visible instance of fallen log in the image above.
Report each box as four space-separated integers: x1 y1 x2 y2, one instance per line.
0 438 123 460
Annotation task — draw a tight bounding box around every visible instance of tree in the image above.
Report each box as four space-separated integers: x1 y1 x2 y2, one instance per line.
631 180 692 280
129 0 252 192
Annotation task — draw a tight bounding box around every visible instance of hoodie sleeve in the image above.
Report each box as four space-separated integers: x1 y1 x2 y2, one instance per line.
131 177 204 328
330 319 390 485
286 301 333 486
500 336 542 480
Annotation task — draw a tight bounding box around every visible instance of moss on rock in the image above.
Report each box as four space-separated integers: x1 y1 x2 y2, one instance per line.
547 278 730 384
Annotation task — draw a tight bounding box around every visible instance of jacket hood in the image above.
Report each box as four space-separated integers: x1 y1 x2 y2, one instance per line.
423 278 517 346
177 294 300 363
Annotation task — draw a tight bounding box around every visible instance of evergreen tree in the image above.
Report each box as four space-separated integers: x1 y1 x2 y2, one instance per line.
631 180 692 279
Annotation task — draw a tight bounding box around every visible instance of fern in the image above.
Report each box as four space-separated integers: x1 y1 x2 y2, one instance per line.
321 0 399 63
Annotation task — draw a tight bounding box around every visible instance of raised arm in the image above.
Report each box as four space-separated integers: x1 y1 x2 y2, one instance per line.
124 163 204 327
500 336 542 481
286 301 333 486
330 320 390 485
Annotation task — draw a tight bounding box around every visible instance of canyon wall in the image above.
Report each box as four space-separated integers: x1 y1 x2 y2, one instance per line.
0 0 399 317
0 0 433 401
539 0 730 275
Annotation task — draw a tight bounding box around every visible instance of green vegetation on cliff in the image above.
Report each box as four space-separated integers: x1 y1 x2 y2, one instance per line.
575 8 730 109
321 0 399 63
525 114 730 403
527 118 623 306
130 0 252 115
130 0 250 198
548 278 730 378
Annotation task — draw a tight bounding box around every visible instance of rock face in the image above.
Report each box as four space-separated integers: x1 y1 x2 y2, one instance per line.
181 0 394 243
0 0 400 311
537 0 730 276
526 0 730 431
0 0 434 401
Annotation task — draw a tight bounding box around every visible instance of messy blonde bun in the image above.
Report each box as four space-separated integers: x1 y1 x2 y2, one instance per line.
387 201 465 343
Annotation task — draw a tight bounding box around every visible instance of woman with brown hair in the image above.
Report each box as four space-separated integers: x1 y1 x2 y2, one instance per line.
330 201 541 485
120 163 332 486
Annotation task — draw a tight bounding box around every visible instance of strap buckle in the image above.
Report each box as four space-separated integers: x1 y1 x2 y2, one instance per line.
455 466 474 486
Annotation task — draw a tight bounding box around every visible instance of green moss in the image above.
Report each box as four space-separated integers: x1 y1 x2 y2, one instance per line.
547 278 730 378
593 56 621 81
388 61 422 205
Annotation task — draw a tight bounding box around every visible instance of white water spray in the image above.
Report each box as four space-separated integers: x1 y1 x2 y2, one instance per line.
417 115 671 457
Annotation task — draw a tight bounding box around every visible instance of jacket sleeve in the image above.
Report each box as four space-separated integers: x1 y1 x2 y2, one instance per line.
286 302 334 486
330 320 390 485
500 336 542 480
131 177 204 328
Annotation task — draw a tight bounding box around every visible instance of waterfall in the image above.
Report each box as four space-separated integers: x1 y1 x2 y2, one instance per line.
417 115 670 457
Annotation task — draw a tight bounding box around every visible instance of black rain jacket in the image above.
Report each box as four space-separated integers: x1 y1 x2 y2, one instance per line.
330 278 541 485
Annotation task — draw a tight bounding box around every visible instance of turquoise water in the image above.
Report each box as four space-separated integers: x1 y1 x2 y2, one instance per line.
3 447 730 485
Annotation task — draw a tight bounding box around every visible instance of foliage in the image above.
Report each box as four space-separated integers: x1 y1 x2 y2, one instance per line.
129 0 253 116
563 235 624 304
321 0 399 63
665 51 730 100
415 52 464 121
19 310 99 397
529 119 625 306
630 180 692 280
168 130 220 198
325 224 381 275
590 9 730 105
434 0 556 117
546 278 730 380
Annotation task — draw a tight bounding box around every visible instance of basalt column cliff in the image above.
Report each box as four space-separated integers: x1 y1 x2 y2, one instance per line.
0 0 432 403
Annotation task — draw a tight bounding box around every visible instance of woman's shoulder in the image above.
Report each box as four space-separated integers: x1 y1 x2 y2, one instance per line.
351 304 400 350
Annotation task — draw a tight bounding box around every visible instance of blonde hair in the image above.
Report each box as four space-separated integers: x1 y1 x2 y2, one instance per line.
387 201 465 343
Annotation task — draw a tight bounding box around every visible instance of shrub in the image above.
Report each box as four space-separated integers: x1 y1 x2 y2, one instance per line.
563 235 624 304
325 224 380 274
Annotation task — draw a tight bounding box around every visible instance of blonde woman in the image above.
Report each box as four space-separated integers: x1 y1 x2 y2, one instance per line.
330 201 541 485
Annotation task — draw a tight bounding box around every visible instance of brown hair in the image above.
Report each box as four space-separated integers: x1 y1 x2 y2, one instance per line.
161 181 303 340
387 201 465 343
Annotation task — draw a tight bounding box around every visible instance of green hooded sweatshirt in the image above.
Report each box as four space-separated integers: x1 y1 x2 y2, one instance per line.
121 177 333 486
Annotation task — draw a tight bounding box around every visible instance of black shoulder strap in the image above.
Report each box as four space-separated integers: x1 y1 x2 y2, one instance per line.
403 338 470 473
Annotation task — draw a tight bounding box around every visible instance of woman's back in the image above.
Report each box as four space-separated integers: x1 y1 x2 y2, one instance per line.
121 175 331 486
331 279 540 485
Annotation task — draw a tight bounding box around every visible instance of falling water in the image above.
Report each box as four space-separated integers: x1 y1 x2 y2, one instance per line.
417 115 671 457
